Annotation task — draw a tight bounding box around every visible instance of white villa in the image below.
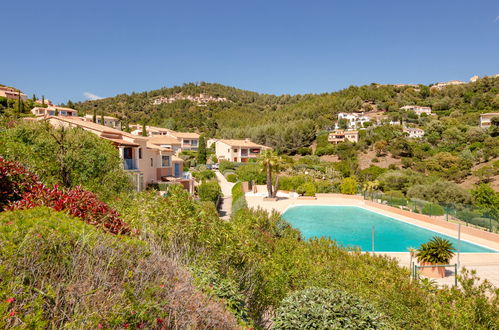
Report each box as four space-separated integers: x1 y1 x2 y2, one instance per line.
480 113 499 129
403 127 425 138
336 112 370 129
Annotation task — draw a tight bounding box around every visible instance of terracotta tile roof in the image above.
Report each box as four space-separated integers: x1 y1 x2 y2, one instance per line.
147 135 181 145
103 137 140 147
170 131 200 139
47 116 146 140
217 139 269 148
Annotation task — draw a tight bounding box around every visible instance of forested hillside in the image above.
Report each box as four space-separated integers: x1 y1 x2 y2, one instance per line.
73 78 499 153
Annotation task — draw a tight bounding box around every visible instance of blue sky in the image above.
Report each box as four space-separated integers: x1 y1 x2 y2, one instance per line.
2 0 499 103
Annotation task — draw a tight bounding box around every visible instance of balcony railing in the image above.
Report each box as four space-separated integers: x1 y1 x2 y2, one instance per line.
123 158 138 170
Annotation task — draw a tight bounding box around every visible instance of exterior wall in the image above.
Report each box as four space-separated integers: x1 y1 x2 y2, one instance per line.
215 141 233 161
480 114 499 128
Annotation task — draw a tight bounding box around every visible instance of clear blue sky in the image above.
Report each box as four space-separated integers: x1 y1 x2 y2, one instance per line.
2 0 499 103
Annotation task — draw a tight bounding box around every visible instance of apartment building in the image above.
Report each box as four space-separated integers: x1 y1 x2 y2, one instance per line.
147 135 182 154
336 112 370 129
0 86 27 101
213 139 270 162
403 127 425 138
480 113 499 128
131 125 200 151
328 130 359 144
400 105 432 116
45 116 193 193
83 114 121 129
31 106 78 117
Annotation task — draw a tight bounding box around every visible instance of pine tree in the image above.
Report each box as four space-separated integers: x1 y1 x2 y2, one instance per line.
197 135 207 164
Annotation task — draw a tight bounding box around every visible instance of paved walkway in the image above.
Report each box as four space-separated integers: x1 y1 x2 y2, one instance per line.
215 171 235 220
246 194 499 287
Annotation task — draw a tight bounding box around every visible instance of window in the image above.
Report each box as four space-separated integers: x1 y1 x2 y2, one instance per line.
233 149 238 152
161 155 171 167
138 148 142 159
150 158 153 167
191 140 198 146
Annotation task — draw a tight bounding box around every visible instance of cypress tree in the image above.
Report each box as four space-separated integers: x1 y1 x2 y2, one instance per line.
100 113 105 125
92 108 97 123
141 121 147 136
197 135 207 164
42 95 45 105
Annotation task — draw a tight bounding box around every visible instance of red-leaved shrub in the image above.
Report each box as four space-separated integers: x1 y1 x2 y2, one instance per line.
0 157 39 211
1 156 130 235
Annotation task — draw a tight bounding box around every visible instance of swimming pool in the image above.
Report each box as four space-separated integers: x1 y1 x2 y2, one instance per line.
282 205 496 253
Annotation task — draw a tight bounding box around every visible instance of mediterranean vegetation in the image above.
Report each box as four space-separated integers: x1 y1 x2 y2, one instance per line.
1 77 498 328
0 120 498 328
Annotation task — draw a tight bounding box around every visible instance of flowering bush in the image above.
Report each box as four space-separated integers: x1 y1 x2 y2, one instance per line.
1 157 129 235
0 157 39 210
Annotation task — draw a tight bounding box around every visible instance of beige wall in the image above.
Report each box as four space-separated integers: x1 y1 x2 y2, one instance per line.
214 141 262 162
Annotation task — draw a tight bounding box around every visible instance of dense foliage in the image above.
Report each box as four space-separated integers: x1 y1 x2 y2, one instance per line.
0 121 132 200
272 287 386 329
0 208 236 328
110 187 499 329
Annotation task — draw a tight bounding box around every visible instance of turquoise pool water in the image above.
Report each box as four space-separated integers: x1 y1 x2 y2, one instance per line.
282 206 496 253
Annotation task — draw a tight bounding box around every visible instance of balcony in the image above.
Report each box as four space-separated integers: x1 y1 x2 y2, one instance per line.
123 158 138 170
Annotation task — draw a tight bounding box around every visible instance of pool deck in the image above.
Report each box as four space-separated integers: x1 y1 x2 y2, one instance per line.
246 193 499 287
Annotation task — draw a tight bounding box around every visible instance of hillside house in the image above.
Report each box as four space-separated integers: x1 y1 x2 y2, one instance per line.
403 127 425 138
480 113 499 128
131 125 200 151
83 114 121 129
0 86 27 101
213 139 270 162
31 106 78 117
45 117 193 193
328 130 359 144
336 112 370 129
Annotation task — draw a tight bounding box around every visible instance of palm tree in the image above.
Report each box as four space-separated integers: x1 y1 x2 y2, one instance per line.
416 236 455 264
363 180 379 200
258 149 280 198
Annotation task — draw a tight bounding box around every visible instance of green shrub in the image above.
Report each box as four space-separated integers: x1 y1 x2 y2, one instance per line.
0 208 236 329
314 180 336 193
272 287 387 329
235 164 265 184
219 160 235 173
192 169 215 181
422 203 445 216
197 180 221 203
278 175 307 191
340 177 358 195
296 182 316 196
315 144 335 156
226 173 237 182
231 182 247 214
296 147 312 155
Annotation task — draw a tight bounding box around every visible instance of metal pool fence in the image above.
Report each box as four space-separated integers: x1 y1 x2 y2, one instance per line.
362 191 499 233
